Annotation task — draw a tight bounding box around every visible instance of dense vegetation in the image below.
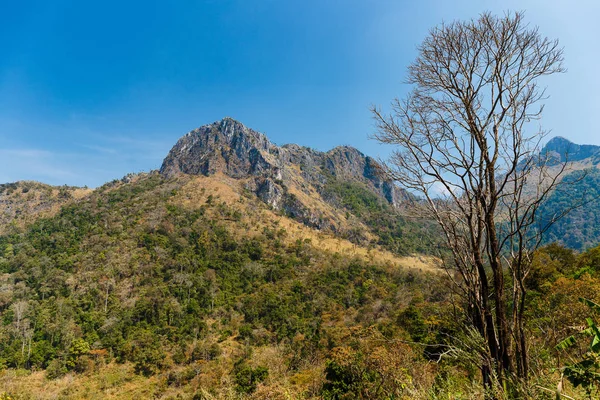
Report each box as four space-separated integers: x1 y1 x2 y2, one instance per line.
322 178 439 255
0 174 598 399
0 181 89 235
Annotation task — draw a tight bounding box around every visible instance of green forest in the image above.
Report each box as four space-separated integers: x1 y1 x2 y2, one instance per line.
538 168 600 250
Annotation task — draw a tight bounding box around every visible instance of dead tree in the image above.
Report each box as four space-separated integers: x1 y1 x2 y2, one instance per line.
371 11 565 393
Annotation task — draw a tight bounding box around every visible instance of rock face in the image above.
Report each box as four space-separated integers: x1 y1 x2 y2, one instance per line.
160 118 408 228
160 118 279 179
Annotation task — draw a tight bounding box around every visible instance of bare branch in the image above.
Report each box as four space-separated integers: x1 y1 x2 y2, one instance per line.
371 10 567 391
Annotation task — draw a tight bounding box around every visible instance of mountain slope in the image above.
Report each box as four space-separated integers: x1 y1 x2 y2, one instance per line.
0 119 449 398
539 168 600 250
0 168 444 399
535 137 600 250
1 120 599 398
160 118 404 206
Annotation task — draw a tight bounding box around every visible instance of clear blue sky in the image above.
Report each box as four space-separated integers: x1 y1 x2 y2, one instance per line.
1 0 598 187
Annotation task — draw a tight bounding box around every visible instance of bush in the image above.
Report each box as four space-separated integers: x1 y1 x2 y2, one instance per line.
167 366 198 387
67 338 91 370
233 361 269 394
124 329 168 376
73 355 95 374
191 342 221 362
238 324 254 341
46 358 67 380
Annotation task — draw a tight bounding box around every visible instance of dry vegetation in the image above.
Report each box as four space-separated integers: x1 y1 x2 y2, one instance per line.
0 181 91 235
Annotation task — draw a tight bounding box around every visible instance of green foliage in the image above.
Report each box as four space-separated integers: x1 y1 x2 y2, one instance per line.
46 358 68 380
575 245 600 276
396 305 427 342
66 338 90 369
1 166 600 398
322 360 359 399
191 341 221 362
322 179 439 255
237 324 254 341
320 328 415 399
0 173 458 396
539 168 600 250
233 361 268 394
556 298 600 398
126 329 168 376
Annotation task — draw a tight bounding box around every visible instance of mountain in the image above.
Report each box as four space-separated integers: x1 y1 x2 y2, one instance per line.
0 119 599 398
160 118 408 228
159 118 433 254
0 119 443 398
541 136 600 165
536 137 600 250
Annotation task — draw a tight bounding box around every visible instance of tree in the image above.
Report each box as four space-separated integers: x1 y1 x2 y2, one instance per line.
372 11 565 394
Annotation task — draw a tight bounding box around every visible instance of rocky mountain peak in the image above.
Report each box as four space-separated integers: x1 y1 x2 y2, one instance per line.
544 136 573 148
541 136 600 164
160 118 277 179
159 118 409 230
160 119 392 186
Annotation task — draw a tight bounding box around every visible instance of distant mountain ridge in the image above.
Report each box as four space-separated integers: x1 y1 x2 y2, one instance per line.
534 136 600 250
541 136 600 165
1 119 598 251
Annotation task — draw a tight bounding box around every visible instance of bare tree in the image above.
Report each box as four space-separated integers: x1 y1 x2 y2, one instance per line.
371 11 565 393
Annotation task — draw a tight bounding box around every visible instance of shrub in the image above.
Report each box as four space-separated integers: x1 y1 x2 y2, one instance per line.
46 358 67 380
233 361 269 394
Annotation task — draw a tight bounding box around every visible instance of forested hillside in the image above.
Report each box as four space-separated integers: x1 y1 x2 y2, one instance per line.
0 182 91 235
539 168 600 249
535 137 600 250
1 172 600 398
0 172 449 399
0 120 599 399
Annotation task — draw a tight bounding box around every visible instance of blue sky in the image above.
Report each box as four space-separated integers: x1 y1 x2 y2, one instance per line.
1 0 598 187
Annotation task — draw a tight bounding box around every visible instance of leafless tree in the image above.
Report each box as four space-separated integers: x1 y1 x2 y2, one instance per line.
371 11 566 394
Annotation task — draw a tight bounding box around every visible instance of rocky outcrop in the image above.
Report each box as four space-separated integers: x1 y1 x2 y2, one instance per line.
160 117 408 223
253 178 283 209
160 118 280 179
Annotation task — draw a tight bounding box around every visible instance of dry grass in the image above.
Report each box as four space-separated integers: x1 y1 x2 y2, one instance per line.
0 364 166 400
0 343 323 399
